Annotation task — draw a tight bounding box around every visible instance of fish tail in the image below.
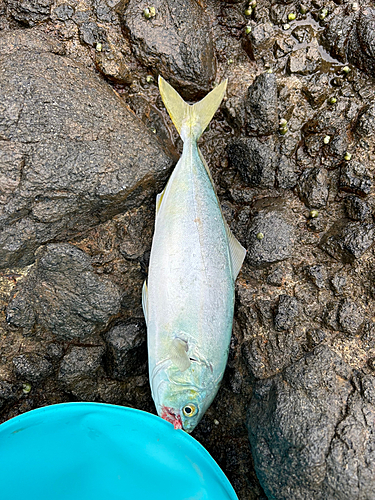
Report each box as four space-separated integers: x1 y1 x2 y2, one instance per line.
158 76 227 142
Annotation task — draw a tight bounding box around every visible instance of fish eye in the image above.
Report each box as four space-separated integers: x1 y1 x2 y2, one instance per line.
182 404 197 417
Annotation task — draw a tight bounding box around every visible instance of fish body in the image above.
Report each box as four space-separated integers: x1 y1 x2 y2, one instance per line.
143 77 246 432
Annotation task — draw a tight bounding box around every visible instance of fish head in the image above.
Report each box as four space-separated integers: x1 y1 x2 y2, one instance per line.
152 361 219 433
157 383 204 433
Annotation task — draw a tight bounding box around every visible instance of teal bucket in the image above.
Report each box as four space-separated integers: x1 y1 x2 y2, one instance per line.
0 402 238 500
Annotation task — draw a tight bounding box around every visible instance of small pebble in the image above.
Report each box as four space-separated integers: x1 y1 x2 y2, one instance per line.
96 43 102 52
22 383 32 394
283 23 290 30
351 2 359 11
214 419 220 425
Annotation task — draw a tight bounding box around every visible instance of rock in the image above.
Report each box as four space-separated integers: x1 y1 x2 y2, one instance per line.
277 156 298 189
228 137 276 188
0 381 16 409
356 104 375 137
104 322 147 380
246 203 295 267
247 345 375 500
339 161 372 196
322 7 355 62
243 23 275 61
306 328 327 349
6 244 122 340
0 29 65 55
347 8 375 77
306 265 327 289
13 354 53 382
0 30 173 268
274 295 299 331
94 45 132 84
52 3 74 21
320 221 375 262
245 73 278 136
93 0 116 23
7 0 52 26
345 195 371 221
306 214 327 233
288 45 322 75
324 7 375 78
58 346 105 400
297 167 329 209
330 273 347 295
266 266 284 287
120 0 216 98
338 299 364 335
302 73 331 109
292 25 313 44
78 21 107 47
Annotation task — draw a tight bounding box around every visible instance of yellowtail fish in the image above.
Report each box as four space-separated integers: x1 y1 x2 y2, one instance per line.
142 76 246 433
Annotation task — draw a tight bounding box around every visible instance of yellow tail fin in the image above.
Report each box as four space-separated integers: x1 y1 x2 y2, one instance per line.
158 76 227 141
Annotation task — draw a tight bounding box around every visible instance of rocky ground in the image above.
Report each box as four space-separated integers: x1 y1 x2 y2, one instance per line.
1 0 375 499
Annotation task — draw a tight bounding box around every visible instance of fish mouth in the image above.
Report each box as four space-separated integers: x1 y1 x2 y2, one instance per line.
161 406 183 430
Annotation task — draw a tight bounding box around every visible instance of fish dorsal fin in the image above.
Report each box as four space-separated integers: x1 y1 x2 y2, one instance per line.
170 338 191 372
158 76 227 142
224 220 247 279
142 280 148 325
198 149 246 279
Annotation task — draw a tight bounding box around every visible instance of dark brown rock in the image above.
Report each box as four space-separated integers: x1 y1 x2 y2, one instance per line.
0 30 173 268
6 244 122 340
119 0 216 98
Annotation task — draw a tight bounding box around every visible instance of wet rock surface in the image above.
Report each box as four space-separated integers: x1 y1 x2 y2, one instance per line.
119 0 216 98
0 1 375 500
0 29 173 268
246 201 295 267
248 345 375 500
104 321 147 380
6 244 122 339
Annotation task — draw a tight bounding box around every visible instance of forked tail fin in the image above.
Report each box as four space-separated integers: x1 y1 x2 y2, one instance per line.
158 76 227 142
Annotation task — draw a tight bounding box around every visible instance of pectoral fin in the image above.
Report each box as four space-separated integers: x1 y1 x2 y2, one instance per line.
170 338 191 372
142 280 148 325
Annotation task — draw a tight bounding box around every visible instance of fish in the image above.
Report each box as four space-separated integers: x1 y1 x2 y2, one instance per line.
142 76 246 433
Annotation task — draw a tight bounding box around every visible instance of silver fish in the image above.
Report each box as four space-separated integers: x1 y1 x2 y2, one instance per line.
142 76 246 433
